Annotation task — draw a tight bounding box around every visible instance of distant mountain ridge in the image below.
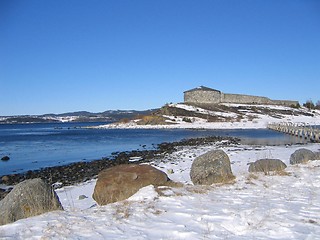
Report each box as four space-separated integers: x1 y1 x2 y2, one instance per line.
0 109 158 124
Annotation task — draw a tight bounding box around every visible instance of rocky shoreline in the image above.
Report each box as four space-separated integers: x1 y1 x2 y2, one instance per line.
0 136 240 200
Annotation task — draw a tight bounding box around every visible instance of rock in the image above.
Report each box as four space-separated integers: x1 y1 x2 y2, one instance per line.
248 159 287 173
78 195 88 200
1 175 9 183
314 152 320 160
1 156 10 161
0 187 12 201
290 148 316 164
93 164 169 205
0 188 6 200
190 150 235 185
0 178 63 226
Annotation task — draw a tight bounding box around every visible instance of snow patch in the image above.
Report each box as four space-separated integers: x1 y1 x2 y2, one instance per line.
127 185 158 201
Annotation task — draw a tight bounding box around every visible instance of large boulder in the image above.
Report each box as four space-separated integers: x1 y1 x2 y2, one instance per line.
93 164 169 205
190 150 235 185
0 178 63 226
290 148 316 164
248 159 287 173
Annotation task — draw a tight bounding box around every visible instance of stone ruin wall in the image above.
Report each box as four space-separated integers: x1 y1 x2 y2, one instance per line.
185 90 299 106
222 93 298 106
184 90 221 104
222 93 273 105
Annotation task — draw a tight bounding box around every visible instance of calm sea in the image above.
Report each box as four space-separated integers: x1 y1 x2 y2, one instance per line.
0 122 307 175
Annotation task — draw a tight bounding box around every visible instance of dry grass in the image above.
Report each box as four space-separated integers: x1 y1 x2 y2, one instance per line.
216 172 236 185
155 186 172 196
245 173 259 185
155 185 186 197
185 185 212 195
155 184 212 197
119 118 130 124
136 115 168 125
248 173 259 180
245 169 290 186
270 170 291 176
253 168 291 176
113 197 164 220
163 180 184 188
113 201 131 220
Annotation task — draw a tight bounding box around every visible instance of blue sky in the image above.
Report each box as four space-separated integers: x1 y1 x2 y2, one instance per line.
1 0 319 115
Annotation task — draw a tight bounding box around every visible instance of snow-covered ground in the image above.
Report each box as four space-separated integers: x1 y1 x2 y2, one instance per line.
97 103 320 129
1 142 320 239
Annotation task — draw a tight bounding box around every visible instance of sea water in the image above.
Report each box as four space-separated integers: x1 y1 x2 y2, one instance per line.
0 122 307 175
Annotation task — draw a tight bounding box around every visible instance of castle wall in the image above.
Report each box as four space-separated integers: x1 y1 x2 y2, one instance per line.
222 93 273 105
184 87 299 106
184 90 221 104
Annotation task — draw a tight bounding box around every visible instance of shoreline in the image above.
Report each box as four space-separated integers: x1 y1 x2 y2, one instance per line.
0 125 310 185
89 121 268 130
0 135 240 200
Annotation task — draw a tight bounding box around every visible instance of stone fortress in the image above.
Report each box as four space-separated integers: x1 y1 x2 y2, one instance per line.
184 86 299 106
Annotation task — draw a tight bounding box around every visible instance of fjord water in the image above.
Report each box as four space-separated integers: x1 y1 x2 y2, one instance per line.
0 122 306 176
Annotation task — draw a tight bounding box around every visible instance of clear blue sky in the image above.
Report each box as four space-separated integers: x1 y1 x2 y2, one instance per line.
1 0 319 115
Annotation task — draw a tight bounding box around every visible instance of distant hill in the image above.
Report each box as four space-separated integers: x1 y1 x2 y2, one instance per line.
0 109 158 124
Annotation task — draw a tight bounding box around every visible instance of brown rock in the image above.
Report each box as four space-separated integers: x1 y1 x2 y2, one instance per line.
1 176 9 183
93 164 169 205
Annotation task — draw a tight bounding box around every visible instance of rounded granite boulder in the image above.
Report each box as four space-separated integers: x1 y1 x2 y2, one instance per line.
190 150 235 185
290 148 316 165
0 178 63 226
248 159 287 173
